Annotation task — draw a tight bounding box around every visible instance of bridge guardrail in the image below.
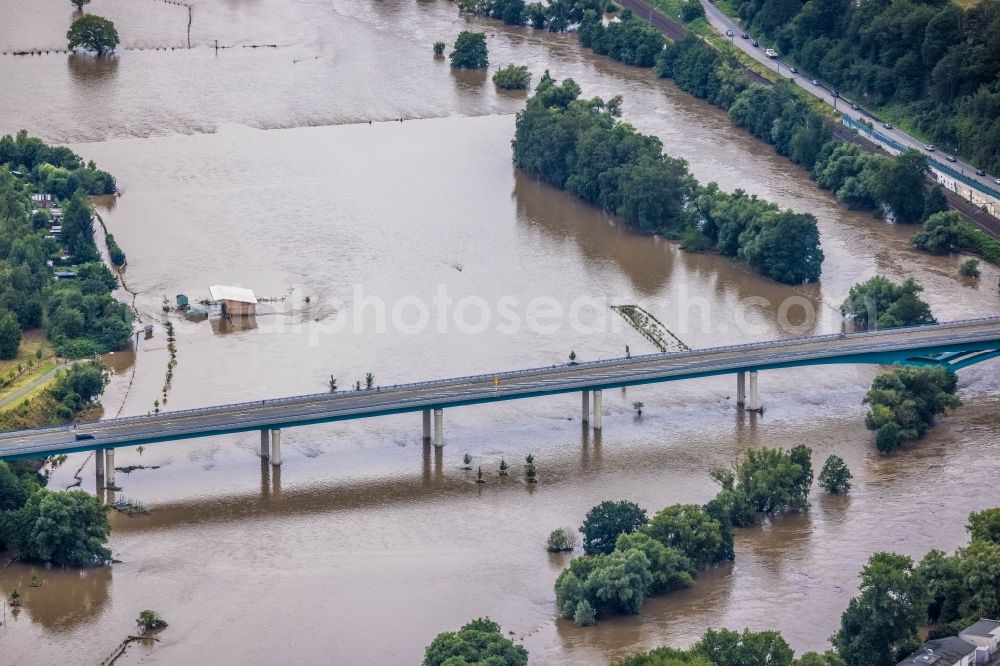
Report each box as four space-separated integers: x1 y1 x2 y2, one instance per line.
4 316 1000 439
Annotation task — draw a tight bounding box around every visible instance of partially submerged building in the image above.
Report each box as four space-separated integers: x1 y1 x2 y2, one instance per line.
208 285 258 317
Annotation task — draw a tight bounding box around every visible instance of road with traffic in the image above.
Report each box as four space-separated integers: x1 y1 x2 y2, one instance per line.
1 318 998 460
699 0 1000 193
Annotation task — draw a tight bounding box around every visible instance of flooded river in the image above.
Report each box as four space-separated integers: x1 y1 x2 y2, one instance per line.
1 0 999 664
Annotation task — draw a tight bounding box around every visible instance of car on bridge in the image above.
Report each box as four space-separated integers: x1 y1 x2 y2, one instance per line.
75 433 95 441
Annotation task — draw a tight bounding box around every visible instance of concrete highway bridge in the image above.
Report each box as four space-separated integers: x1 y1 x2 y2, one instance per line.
2 317 999 487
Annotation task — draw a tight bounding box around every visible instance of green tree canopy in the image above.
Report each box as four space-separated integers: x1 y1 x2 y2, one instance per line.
492 64 532 90
0 309 21 359
423 617 528 666
833 552 929 666
615 531 696 595
711 445 813 526
694 627 795 666
4 489 111 566
863 365 960 454
580 500 648 555
840 276 935 330
67 14 120 56
968 508 1000 545
643 504 726 569
818 455 852 494
450 31 489 69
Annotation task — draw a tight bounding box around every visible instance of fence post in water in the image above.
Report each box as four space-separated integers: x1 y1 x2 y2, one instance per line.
593 390 603 430
260 429 270 459
105 449 115 488
736 371 746 408
270 429 282 466
422 409 431 442
748 371 761 413
433 409 444 447
582 391 590 425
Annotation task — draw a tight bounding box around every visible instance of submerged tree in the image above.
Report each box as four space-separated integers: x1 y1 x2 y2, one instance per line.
449 31 488 69
67 15 120 56
818 455 852 494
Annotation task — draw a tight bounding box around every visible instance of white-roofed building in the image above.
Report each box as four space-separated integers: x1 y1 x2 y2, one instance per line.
208 285 258 317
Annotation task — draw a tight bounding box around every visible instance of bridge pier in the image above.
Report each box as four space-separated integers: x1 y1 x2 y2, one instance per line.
747 370 761 413
95 447 105 479
105 449 115 489
433 409 444 447
736 371 746 408
270 429 282 466
582 391 590 425
422 409 431 442
260 429 270 460
593 390 603 430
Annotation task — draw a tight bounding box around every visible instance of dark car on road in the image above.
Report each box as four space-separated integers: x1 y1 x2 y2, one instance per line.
75 433 95 441
851 103 859 110
790 66 798 73
811 79 819 85
831 90 839 97
752 40 759 47
741 32 749 39
976 169 986 176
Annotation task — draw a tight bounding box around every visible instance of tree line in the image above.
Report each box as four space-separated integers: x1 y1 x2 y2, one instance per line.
658 36 933 225
0 365 111 566
425 506 1000 666
728 0 1000 174
0 132 132 360
553 444 825 626
513 75 824 284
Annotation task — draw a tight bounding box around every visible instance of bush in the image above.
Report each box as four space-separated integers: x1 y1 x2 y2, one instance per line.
450 31 489 69
959 259 980 278
547 527 578 552
615 531 695 595
433 41 445 56
137 610 168 632
580 500 648 555
864 365 960 454
680 0 704 21
492 64 532 90
818 455 852 494
106 234 126 266
423 617 527 666
573 599 596 626
680 227 711 252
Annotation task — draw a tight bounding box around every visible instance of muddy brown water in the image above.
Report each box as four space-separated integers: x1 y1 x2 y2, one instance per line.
1 0 999 664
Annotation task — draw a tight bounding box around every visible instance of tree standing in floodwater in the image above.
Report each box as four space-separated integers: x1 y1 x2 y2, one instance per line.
67 15 120 56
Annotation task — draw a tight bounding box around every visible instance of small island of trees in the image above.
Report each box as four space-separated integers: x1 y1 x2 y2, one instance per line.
492 64 531 90
449 31 489 69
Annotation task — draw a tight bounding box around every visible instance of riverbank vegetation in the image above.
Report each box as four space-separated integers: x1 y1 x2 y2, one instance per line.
492 64 531 90
554 445 814 625
513 75 823 283
911 212 1000 267
0 361 105 431
423 617 527 666
0 455 111 567
863 365 960 454
725 0 1000 174
0 133 132 362
657 37 932 224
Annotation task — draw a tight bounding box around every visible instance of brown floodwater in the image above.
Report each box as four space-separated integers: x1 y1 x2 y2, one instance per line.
2 0 999 664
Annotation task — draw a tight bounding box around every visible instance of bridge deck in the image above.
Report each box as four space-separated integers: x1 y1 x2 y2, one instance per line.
2 318 999 460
